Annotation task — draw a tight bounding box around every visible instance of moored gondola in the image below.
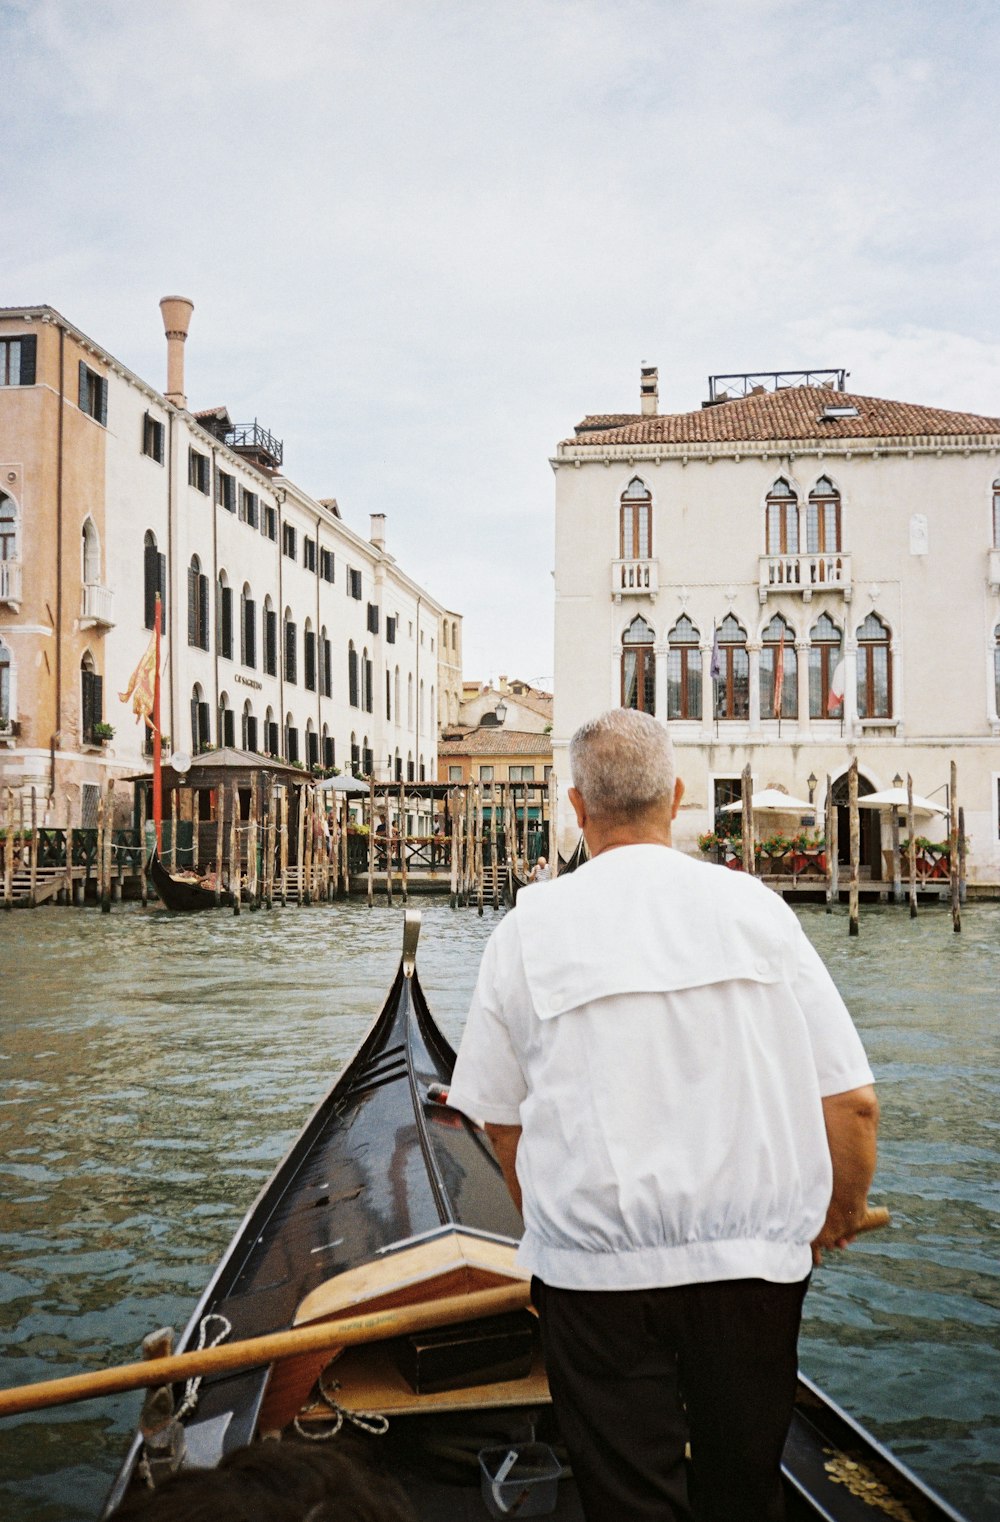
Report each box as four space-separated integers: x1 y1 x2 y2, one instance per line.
67 911 966 1519
148 848 230 912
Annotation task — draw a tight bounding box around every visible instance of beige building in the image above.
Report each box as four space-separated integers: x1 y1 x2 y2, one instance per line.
459 675 552 732
0 299 458 822
551 367 1000 883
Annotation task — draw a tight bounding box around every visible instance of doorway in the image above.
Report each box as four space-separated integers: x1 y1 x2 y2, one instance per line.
831 771 880 877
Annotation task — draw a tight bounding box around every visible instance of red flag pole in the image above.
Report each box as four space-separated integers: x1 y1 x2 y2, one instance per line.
153 595 163 852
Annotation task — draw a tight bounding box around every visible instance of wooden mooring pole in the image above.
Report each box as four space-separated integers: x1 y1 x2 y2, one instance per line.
489 784 499 911
824 775 834 912
247 779 259 910
280 786 289 907
906 774 917 919
102 780 115 913
958 805 967 906
848 758 859 937
264 777 276 910
4 789 14 910
949 761 960 934
138 784 147 907
215 791 225 909
449 788 459 908
302 785 314 907
64 794 75 907
28 787 38 908
400 781 408 905
548 771 558 881
741 763 754 875
230 783 241 916
890 807 902 905
475 785 484 916
367 775 375 908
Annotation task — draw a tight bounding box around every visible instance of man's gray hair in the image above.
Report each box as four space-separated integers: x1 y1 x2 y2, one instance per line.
569 709 675 819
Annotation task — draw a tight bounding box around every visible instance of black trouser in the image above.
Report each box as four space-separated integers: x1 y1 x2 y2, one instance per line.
532 1275 809 1522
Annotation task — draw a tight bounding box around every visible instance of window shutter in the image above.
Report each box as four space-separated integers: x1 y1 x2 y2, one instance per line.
222 708 235 748
199 702 212 749
323 641 332 697
349 649 359 707
191 695 200 750
98 376 107 428
19 336 36 387
304 630 316 691
221 585 233 659
78 360 88 412
144 541 159 629
285 622 297 684
82 670 95 739
157 553 167 617
187 565 198 645
245 600 256 667
265 609 277 674
199 575 209 649
365 658 373 712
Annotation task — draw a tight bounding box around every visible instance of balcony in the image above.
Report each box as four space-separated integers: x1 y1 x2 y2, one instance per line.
988 549 1000 594
758 552 852 603
0 717 20 746
0 559 22 609
612 558 659 600
80 581 115 629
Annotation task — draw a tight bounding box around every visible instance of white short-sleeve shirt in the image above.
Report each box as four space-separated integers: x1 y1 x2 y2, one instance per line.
447 844 874 1291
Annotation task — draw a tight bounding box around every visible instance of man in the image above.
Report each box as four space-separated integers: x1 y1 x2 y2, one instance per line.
529 854 551 882
447 708 879 1522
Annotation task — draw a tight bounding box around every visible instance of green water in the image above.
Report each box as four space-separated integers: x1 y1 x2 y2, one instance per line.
0 900 997 1520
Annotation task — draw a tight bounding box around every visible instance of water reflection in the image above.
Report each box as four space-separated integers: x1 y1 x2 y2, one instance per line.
0 900 997 1520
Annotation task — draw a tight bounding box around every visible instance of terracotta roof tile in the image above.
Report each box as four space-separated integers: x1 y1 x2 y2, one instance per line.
564 389 1000 448
438 729 553 758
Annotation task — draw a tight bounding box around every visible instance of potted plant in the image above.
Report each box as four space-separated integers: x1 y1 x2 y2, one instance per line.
92 720 115 743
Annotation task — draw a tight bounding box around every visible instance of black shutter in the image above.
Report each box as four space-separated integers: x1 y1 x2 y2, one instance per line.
268 720 279 755
221 585 233 659
144 541 158 629
246 716 258 753
323 641 332 697
98 375 107 427
307 731 319 770
199 575 209 650
157 553 167 618
265 610 277 675
304 630 316 691
222 708 235 748
285 621 297 683
187 566 197 644
349 649 359 707
245 599 256 667
191 696 200 751
198 702 211 751
323 736 335 769
19 336 36 386
81 670 94 740
78 359 88 411
365 658 373 713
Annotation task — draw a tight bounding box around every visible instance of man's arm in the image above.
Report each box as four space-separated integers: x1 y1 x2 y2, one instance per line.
485 1122 523 1215
812 1084 880 1264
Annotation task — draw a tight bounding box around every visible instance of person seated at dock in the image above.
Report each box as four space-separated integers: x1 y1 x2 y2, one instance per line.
529 855 550 882
112 1436 416 1522
448 706 880 1522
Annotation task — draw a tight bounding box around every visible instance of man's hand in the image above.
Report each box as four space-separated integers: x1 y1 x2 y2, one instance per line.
812 1084 880 1266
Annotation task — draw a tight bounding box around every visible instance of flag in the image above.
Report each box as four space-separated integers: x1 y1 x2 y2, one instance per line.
827 649 846 714
773 629 785 719
709 623 721 680
118 630 158 728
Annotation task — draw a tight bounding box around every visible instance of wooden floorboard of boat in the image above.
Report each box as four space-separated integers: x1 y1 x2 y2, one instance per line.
295 1343 551 1421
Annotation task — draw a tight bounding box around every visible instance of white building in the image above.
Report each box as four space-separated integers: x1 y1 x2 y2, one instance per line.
551 367 1000 884
0 298 456 821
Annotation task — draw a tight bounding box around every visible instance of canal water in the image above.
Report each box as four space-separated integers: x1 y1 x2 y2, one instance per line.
0 899 996 1521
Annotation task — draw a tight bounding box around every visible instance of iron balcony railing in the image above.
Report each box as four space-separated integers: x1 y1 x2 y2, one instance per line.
226 420 284 468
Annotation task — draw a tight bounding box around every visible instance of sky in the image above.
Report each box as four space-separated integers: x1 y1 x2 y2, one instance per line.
4 0 999 686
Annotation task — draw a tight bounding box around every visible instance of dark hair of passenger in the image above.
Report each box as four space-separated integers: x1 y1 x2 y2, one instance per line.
112 1440 417 1522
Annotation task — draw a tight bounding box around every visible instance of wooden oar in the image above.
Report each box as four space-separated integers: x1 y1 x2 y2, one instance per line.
0 1281 532 1420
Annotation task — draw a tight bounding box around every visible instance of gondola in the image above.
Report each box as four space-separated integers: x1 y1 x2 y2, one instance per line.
557 835 589 874
100 912 967 1521
148 848 230 912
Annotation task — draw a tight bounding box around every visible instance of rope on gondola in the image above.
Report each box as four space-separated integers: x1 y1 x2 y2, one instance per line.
175 1314 233 1421
293 1366 389 1442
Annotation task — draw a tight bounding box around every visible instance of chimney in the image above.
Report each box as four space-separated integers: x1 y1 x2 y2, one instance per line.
159 296 194 408
370 513 386 551
640 363 658 416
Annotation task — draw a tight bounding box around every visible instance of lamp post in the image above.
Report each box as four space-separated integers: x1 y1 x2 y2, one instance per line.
807 771 817 804
892 772 903 790
495 700 507 725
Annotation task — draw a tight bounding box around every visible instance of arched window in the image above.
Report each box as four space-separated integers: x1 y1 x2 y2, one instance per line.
191 682 210 753
363 647 374 713
218 690 234 748
394 666 400 723
451 619 458 651
667 615 701 720
394 748 402 782
304 618 316 692
265 705 278 757
320 626 332 698
242 698 257 753
0 493 19 563
348 641 359 707
419 677 425 731
760 614 797 720
714 615 749 720
283 607 297 685
856 614 891 718
362 734 373 776
809 613 842 717
765 479 798 556
431 684 435 728
241 583 256 669
285 711 299 764
143 530 166 631
995 624 1000 717
81 517 101 585
407 672 414 728
263 595 277 677
80 651 102 742
621 615 655 714
407 749 415 783
188 556 209 650
217 570 233 659
306 718 319 771
351 731 360 774
322 724 335 770
620 477 652 560
0 637 13 727
993 478 1000 549
807 477 841 553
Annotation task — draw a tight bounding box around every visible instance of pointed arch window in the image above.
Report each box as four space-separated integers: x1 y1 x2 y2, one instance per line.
320 626 332 697
0 637 12 727
760 614 797 719
667 615 701 720
620 477 652 559
1 492 19 562
263 596 277 676
265 705 279 757
80 651 103 742
285 712 299 765
191 683 211 753
807 477 841 553
304 618 317 692
283 608 297 685
143 531 167 630
765 479 798 556
621 615 655 713
993 623 1000 719
217 571 233 660
242 699 257 753
856 614 891 718
188 556 209 649
809 614 842 717
241 583 256 668
81 518 101 585
715 615 749 720
306 719 319 771
218 691 234 749
322 725 335 771
348 641 360 708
